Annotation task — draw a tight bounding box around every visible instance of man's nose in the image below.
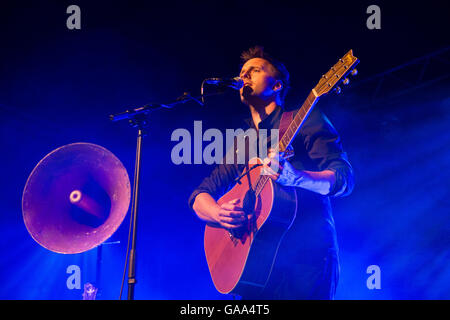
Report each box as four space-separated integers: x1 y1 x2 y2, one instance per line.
241 71 250 79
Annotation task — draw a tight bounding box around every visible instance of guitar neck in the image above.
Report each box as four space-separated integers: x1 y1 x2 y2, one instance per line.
253 90 319 197
278 90 319 152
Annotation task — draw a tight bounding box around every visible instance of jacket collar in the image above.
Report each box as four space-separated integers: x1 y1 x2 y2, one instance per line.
243 105 283 130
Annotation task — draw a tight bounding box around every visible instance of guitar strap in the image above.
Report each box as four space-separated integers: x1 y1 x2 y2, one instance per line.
235 109 295 164
278 109 294 139
277 109 296 160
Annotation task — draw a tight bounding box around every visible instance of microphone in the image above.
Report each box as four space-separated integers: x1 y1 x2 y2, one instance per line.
203 77 244 90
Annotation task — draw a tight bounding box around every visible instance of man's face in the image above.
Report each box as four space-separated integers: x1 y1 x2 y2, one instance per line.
239 58 281 105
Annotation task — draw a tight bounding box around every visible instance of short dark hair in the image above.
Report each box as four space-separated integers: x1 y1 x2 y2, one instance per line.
240 46 290 103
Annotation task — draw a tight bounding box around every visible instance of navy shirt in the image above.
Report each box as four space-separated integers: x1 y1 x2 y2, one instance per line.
188 105 354 263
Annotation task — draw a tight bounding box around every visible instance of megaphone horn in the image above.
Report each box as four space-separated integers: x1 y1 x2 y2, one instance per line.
22 143 131 254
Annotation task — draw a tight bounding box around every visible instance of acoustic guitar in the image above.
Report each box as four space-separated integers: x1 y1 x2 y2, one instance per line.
204 50 359 296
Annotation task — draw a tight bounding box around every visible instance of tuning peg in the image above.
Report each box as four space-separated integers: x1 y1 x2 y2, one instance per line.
334 86 341 94
350 68 358 76
342 78 350 85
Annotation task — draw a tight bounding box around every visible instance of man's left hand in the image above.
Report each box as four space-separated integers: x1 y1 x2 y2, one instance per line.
262 148 303 186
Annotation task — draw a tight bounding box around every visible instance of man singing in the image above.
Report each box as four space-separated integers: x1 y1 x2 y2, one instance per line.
188 46 354 299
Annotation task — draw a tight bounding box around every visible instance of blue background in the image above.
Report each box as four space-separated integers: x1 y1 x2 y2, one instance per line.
0 0 449 299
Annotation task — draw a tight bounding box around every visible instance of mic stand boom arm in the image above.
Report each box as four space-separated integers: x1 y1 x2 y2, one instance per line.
109 91 228 122
109 89 225 300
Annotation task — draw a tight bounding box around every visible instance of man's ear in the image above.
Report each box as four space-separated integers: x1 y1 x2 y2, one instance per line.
273 80 283 93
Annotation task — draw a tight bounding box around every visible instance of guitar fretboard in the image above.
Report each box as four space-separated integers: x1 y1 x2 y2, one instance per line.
253 90 319 197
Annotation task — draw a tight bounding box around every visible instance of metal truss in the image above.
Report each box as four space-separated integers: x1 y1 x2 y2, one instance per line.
347 46 450 106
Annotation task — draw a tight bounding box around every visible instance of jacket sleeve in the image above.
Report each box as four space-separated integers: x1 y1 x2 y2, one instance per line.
188 163 241 209
299 107 354 198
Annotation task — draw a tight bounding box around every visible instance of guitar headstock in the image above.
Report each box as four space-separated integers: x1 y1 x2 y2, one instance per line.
313 50 359 97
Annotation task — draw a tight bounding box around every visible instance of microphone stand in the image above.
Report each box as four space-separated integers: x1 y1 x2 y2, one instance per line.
109 91 229 122
127 119 143 301
109 90 224 300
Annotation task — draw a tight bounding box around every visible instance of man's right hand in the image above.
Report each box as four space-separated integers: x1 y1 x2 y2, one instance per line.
193 193 253 230
213 199 248 229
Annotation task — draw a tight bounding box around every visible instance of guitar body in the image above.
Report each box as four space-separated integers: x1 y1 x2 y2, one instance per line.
204 157 297 296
